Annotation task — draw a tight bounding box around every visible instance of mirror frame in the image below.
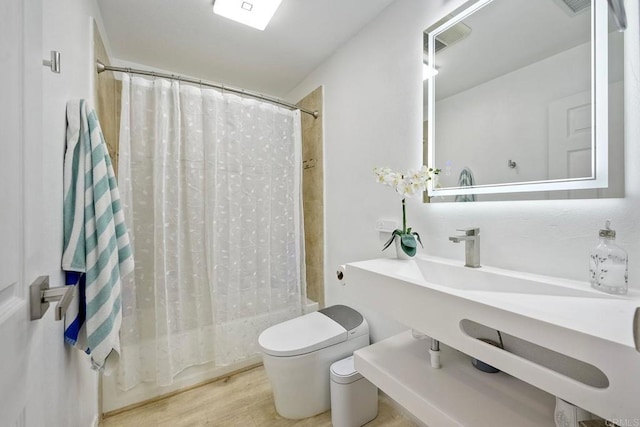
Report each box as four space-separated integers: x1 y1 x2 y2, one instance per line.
426 0 609 197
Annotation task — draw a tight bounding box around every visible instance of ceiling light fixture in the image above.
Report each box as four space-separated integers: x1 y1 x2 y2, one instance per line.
213 0 283 31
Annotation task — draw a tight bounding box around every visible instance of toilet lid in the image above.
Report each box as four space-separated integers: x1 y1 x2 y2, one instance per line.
258 312 348 357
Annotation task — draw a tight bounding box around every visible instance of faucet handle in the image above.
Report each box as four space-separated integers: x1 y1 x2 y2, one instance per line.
456 227 479 236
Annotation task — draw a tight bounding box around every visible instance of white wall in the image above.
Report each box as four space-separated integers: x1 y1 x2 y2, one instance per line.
286 0 640 342
286 0 465 341
29 1 112 425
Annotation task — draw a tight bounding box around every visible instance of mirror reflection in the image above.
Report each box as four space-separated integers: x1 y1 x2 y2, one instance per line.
423 0 624 201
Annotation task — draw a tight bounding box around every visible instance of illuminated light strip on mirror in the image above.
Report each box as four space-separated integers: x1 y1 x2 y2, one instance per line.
213 0 283 31
423 63 439 80
425 0 610 197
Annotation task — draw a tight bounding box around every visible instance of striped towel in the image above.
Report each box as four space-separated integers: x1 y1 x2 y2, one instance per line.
455 167 476 202
62 99 134 371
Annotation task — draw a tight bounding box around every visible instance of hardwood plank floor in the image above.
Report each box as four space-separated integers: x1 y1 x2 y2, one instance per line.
101 366 416 426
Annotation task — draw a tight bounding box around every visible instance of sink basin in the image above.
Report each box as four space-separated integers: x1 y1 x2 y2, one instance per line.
347 255 637 344
409 256 613 299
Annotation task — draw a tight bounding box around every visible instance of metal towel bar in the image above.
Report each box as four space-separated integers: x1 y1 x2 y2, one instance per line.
29 276 75 321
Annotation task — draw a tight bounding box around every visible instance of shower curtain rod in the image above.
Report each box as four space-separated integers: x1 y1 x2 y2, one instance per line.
96 60 319 119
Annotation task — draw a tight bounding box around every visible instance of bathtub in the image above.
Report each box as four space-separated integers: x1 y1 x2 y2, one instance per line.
102 298 319 413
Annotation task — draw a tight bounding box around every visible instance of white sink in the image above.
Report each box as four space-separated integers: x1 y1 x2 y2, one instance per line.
345 255 640 421
410 256 612 299
348 255 638 345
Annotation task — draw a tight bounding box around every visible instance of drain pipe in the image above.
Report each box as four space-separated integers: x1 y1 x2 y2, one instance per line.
429 338 441 369
412 329 442 369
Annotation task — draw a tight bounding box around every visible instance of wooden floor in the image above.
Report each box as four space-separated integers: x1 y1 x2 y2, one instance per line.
101 366 416 427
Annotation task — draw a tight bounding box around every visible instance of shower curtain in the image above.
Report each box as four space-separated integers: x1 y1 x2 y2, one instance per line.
117 75 305 390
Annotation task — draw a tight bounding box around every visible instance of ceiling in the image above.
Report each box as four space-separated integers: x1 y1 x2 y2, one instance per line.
97 0 397 98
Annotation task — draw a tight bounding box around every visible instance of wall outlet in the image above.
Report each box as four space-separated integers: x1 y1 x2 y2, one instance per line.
375 219 399 233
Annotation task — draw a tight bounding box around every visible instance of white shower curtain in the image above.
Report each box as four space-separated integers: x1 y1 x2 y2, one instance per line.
117 75 305 390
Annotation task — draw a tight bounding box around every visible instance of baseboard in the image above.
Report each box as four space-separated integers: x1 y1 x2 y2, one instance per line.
102 362 263 418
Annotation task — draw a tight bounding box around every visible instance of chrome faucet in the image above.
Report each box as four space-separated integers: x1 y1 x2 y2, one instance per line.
449 228 481 268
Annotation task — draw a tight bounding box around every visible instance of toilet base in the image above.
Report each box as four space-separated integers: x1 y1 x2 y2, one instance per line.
262 335 369 419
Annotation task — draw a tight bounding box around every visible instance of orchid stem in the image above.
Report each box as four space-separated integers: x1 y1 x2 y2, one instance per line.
402 198 406 233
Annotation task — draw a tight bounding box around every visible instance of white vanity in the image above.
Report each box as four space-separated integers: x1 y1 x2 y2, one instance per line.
347 255 640 425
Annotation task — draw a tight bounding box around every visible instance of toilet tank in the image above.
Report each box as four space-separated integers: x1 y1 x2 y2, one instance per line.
317 305 369 342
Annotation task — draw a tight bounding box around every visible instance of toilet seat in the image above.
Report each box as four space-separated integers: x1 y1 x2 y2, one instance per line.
259 311 347 357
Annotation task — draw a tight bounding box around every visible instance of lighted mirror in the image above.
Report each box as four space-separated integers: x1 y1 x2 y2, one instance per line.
424 0 625 202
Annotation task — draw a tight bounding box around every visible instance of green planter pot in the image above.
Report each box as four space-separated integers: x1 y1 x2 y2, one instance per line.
393 233 418 259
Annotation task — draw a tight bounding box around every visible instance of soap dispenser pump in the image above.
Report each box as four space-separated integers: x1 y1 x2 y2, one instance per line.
589 220 628 295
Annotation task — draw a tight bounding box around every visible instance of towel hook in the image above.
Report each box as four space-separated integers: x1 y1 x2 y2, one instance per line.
508 159 517 169
42 50 61 73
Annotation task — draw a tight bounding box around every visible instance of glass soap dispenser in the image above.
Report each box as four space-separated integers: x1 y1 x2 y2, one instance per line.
589 220 628 295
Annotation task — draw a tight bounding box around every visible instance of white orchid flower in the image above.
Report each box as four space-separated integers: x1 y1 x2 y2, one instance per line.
375 165 439 198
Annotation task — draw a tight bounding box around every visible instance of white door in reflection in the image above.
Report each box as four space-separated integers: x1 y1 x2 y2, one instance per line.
548 90 593 199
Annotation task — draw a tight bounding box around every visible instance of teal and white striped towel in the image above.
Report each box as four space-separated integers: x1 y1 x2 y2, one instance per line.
62 99 134 371
455 167 476 202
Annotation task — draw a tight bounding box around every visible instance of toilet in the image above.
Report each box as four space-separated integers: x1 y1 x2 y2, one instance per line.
258 305 369 419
